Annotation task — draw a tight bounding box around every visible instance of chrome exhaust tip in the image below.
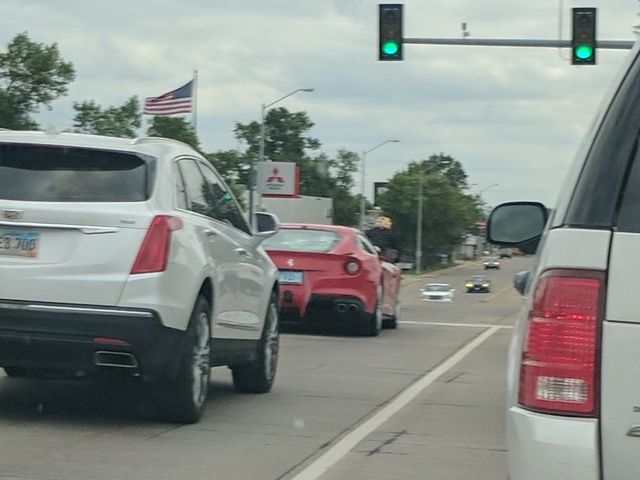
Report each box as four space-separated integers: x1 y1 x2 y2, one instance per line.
94 351 138 368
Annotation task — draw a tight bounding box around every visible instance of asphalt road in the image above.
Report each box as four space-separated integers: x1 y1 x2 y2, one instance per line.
0 256 531 480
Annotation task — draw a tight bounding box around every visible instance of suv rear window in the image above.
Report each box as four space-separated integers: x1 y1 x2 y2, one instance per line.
0 144 151 202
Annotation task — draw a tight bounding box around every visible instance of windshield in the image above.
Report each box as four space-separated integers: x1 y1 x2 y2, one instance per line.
1 2 635 479
263 228 341 252
424 284 451 292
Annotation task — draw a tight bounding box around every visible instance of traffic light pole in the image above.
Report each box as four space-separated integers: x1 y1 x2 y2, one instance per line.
403 38 634 50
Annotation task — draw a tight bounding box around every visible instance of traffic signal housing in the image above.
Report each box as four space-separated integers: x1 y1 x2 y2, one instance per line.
379 4 403 61
572 7 597 65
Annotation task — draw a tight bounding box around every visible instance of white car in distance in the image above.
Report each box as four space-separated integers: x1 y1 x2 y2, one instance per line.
420 283 455 302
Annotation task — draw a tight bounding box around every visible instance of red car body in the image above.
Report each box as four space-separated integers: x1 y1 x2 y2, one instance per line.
263 223 401 335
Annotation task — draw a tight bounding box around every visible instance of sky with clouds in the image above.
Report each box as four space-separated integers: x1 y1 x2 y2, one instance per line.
2 0 638 208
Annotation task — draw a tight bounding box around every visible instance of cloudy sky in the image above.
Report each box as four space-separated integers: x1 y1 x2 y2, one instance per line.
2 0 638 208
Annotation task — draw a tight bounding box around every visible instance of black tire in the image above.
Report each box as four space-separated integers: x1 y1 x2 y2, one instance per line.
3 367 26 377
357 287 382 337
232 292 279 393
157 296 211 424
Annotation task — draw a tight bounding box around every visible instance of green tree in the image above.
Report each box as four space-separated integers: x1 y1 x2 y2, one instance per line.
378 157 480 267
73 96 141 137
234 107 321 164
205 149 247 208
147 116 200 150
421 153 469 189
329 150 360 226
0 32 75 129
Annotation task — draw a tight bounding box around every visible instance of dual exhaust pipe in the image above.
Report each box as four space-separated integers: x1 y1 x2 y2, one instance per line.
336 303 359 313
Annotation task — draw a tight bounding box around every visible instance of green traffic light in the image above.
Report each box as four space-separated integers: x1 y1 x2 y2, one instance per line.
575 44 594 60
382 41 399 55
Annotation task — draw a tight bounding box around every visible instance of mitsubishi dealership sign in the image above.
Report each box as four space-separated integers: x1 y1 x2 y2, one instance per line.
258 162 300 197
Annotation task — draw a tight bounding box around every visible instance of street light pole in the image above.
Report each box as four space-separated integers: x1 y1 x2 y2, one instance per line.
415 169 424 274
476 183 499 196
358 139 399 230
248 87 314 226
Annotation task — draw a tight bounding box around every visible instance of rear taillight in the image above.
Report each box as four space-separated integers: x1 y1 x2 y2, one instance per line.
344 259 361 275
131 215 182 274
519 269 603 416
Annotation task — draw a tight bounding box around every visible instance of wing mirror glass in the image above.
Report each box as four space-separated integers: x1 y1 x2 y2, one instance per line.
487 202 548 255
253 212 280 240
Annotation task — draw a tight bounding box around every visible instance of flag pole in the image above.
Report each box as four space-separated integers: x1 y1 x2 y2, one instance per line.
192 70 198 133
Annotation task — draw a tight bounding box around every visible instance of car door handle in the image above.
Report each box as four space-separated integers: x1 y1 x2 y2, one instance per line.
203 228 218 238
234 248 250 257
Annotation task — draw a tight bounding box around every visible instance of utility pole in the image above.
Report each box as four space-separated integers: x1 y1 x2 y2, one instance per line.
415 169 423 274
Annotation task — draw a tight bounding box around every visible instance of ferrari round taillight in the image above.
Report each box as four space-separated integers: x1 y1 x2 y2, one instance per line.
344 260 361 275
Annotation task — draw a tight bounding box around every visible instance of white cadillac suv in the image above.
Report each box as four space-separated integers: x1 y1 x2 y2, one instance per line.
0 131 281 423
487 42 640 479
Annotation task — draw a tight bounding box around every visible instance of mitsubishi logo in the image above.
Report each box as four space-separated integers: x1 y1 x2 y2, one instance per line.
287 258 295 267
2 209 24 220
266 168 285 183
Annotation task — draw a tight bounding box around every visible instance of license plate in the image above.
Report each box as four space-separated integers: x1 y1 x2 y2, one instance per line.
0 229 40 258
279 270 303 284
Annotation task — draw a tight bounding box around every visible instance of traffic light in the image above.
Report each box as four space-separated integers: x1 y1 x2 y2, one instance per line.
572 7 597 65
379 4 403 61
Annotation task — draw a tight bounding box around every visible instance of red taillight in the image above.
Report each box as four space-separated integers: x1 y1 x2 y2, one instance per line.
131 215 183 274
519 269 603 416
344 259 361 275
93 337 130 346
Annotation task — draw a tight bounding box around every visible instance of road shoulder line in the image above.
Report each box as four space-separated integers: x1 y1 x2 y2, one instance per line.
289 325 503 480
399 320 513 329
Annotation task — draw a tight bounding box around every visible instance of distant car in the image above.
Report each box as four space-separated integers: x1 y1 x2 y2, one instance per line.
499 248 513 258
466 275 492 293
421 283 454 301
263 224 401 335
396 261 415 271
484 256 501 269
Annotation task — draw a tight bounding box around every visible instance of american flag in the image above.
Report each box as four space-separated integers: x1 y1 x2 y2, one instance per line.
143 80 193 115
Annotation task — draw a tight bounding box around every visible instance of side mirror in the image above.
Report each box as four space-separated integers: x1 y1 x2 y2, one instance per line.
253 212 280 241
487 202 548 255
513 271 531 296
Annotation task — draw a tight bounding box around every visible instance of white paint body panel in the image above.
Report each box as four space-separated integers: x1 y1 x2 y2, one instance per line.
507 228 610 480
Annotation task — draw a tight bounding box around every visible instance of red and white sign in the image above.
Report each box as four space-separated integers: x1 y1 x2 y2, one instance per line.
258 162 300 197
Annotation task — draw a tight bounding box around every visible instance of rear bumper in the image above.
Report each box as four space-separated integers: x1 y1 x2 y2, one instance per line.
507 406 599 480
279 291 367 323
467 287 490 292
279 281 372 317
421 295 452 301
0 299 185 381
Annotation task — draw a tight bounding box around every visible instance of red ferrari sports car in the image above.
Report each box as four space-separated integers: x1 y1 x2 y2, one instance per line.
263 224 401 336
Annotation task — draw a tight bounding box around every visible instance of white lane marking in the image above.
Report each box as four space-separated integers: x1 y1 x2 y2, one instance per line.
289 325 502 480
399 320 513 329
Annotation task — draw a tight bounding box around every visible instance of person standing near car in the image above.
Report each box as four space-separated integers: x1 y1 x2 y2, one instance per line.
366 214 399 262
